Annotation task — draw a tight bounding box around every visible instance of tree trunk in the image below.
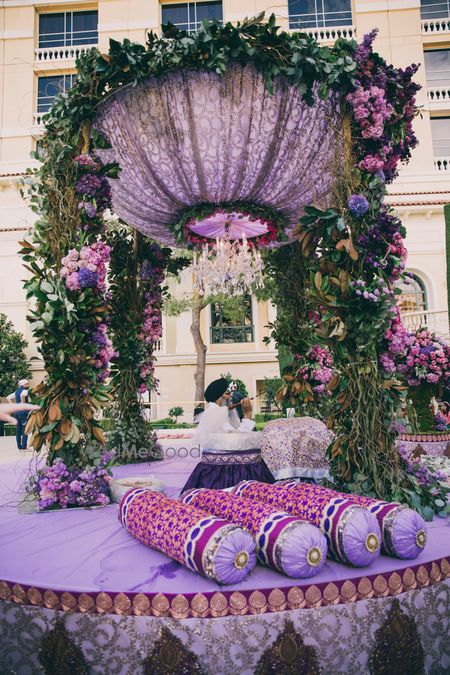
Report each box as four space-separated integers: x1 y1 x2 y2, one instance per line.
190 292 208 406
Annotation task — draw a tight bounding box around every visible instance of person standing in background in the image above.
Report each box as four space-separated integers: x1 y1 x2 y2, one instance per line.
7 379 31 450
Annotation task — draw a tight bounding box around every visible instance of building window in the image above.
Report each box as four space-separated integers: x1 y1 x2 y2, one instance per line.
288 0 352 29
424 50 450 87
37 75 75 113
161 1 223 32
421 0 450 20
210 296 254 343
397 274 428 313
430 116 450 156
38 11 98 48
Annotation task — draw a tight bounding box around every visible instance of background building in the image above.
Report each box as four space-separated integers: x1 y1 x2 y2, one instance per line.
0 0 449 419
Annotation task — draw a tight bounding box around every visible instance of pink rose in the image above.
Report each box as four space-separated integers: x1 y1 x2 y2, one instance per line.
65 272 80 291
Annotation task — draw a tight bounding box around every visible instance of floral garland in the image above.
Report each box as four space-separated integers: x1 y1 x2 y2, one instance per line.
21 151 118 469
171 202 289 249
292 29 427 506
348 30 419 182
137 245 166 394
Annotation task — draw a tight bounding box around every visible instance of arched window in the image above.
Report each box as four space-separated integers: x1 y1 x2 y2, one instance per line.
210 295 254 343
396 274 428 313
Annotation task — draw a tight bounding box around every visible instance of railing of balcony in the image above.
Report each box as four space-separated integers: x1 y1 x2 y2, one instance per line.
35 44 97 62
300 25 356 41
402 309 449 339
33 112 46 127
210 326 254 344
428 85 450 103
434 156 450 169
422 17 450 33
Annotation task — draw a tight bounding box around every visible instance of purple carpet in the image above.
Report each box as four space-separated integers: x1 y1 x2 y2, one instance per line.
0 456 449 604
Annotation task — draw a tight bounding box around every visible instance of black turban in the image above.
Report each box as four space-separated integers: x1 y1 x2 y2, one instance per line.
204 378 229 403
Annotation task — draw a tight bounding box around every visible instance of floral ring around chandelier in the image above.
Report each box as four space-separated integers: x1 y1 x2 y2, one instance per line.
172 202 289 296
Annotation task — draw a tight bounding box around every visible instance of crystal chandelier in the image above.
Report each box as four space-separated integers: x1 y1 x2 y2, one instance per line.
192 234 264 297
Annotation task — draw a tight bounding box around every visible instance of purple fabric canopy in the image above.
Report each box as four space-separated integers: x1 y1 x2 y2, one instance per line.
93 63 343 246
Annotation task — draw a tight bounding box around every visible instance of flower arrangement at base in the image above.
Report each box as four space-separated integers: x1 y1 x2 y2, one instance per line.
397 444 450 519
380 325 450 433
434 411 450 432
28 451 114 511
171 202 288 249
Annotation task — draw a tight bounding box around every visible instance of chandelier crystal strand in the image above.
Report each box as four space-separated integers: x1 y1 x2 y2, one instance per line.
192 233 264 297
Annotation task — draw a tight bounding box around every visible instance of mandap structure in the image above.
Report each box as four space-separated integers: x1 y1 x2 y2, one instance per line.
21 14 443 513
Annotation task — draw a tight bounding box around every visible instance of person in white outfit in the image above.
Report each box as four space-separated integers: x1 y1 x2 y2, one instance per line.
181 378 274 492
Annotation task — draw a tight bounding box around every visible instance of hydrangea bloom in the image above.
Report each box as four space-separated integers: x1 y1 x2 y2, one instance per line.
348 194 370 217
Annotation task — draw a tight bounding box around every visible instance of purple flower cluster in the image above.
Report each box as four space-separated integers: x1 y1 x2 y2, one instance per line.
74 154 113 227
92 323 117 382
350 277 393 303
137 245 166 394
434 411 449 432
357 208 407 282
31 453 113 511
294 345 335 398
349 30 420 183
348 194 370 218
78 267 99 289
380 319 450 389
398 444 448 487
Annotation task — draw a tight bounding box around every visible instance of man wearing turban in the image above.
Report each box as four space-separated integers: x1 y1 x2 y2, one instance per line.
181 378 274 492
195 377 255 446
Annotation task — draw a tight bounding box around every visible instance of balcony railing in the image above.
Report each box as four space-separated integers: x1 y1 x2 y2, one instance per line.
35 44 97 62
210 325 254 344
299 25 356 42
402 309 449 339
33 112 46 127
428 85 450 104
422 18 450 34
434 156 450 170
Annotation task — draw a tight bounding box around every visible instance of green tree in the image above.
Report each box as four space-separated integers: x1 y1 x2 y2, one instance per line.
168 406 184 423
0 313 31 397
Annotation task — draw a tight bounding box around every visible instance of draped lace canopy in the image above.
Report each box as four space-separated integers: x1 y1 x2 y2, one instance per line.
94 63 344 247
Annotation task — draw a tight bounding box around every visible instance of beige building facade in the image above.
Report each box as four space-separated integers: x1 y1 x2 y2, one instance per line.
0 0 449 419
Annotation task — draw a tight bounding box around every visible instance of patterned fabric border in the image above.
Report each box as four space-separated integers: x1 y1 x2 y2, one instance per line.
0 557 448 619
201 451 262 465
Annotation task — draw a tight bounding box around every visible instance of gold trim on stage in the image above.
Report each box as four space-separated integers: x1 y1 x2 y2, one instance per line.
0 557 448 619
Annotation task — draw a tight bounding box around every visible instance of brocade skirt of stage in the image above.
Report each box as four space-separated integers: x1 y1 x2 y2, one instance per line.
181 449 275 493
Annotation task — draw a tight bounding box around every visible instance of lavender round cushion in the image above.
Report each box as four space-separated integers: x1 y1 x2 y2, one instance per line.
350 499 427 559
233 481 382 567
276 521 327 578
119 488 256 584
181 488 327 578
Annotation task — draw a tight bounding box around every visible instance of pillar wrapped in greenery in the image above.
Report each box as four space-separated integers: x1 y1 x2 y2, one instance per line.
21 134 118 467
106 225 187 461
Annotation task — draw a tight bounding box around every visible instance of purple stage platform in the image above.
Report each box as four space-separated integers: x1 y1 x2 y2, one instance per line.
1 454 449 674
